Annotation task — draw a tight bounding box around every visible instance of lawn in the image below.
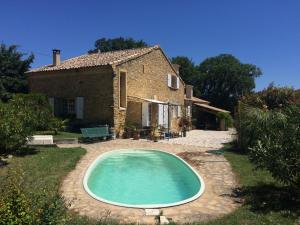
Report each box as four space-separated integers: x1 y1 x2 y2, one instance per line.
0 147 111 225
35 130 82 140
197 147 299 225
0 146 299 225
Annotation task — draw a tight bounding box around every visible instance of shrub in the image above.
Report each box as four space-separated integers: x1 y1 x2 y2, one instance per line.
10 93 53 131
0 170 33 225
0 101 34 152
0 93 56 153
0 169 70 225
241 84 299 109
216 112 233 128
245 105 300 188
49 117 68 135
237 85 300 151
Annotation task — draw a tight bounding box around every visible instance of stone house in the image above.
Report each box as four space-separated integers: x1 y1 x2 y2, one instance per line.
27 46 192 136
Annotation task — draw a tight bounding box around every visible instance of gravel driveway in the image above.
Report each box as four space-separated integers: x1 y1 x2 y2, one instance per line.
160 129 236 149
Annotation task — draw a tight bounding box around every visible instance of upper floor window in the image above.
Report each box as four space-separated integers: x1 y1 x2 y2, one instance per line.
119 71 127 108
167 74 179 89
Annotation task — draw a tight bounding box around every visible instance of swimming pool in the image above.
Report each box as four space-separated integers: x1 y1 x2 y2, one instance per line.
83 149 205 208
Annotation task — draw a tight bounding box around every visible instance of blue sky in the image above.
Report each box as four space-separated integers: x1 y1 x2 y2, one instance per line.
1 0 299 90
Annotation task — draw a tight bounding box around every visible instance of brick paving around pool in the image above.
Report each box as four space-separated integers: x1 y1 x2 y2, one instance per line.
60 139 241 224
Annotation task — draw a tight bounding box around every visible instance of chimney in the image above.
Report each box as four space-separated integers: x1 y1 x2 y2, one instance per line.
172 64 180 74
52 49 61 66
186 85 193 99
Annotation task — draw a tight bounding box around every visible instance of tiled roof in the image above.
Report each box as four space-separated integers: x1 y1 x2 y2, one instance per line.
28 45 160 73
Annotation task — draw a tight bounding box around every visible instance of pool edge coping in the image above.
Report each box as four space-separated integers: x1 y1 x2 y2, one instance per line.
82 148 205 209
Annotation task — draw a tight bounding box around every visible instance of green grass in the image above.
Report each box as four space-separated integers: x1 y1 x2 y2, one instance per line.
0 147 112 225
192 146 299 225
0 145 299 225
35 130 82 139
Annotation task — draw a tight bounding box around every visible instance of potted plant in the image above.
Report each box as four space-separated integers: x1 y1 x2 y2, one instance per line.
122 123 133 139
178 117 190 137
132 126 140 140
151 126 160 142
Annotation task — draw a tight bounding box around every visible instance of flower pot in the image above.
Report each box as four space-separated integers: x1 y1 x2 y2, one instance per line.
133 133 140 140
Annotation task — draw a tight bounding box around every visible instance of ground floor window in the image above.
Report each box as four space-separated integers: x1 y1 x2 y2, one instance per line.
49 97 84 119
63 99 75 115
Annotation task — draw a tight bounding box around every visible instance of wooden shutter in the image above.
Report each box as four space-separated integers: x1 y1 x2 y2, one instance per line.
142 102 149 127
163 105 169 128
187 106 191 117
178 105 181 117
48 97 54 114
176 77 180 89
75 97 84 119
158 104 164 126
167 74 172 87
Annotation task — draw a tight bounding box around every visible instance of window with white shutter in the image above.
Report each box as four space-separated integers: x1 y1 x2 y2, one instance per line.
178 105 181 117
142 102 150 127
168 74 180 90
48 97 54 114
187 106 191 117
167 74 172 87
75 97 84 119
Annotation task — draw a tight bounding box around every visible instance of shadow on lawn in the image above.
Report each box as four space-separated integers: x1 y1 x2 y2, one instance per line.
223 142 300 218
236 184 300 218
14 147 39 157
1 146 39 157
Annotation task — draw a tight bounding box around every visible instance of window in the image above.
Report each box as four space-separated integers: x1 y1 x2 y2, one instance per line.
167 74 179 89
119 71 127 108
63 99 75 115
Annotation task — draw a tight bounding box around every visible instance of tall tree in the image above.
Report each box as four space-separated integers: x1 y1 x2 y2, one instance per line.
171 56 199 87
0 44 34 101
196 54 262 112
89 37 148 53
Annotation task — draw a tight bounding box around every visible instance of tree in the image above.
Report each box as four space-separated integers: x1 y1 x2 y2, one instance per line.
89 37 148 53
0 44 34 101
196 54 262 112
171 56 199 91
0 94 53 153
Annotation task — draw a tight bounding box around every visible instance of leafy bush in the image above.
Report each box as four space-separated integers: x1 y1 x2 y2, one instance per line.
0 170 34 225
236 86 300 188
216 112 233 128
244 105 300 188
0 93 60 153
237 85 300 150
49 117 68 135
0 100 34 152
0 169 70 225
241 84 299 109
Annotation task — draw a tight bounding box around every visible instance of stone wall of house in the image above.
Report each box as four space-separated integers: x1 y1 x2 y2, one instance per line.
114 49 185 134
28 66 114 126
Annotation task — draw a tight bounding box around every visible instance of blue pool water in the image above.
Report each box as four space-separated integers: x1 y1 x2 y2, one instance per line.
84 149 204 208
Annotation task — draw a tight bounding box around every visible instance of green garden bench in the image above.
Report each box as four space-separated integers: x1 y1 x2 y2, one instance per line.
80 126 111 142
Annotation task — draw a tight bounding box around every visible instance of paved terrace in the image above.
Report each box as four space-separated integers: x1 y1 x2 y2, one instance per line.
60 131 240 224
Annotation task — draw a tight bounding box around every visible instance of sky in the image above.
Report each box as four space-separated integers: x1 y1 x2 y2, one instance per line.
1 0 299 90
